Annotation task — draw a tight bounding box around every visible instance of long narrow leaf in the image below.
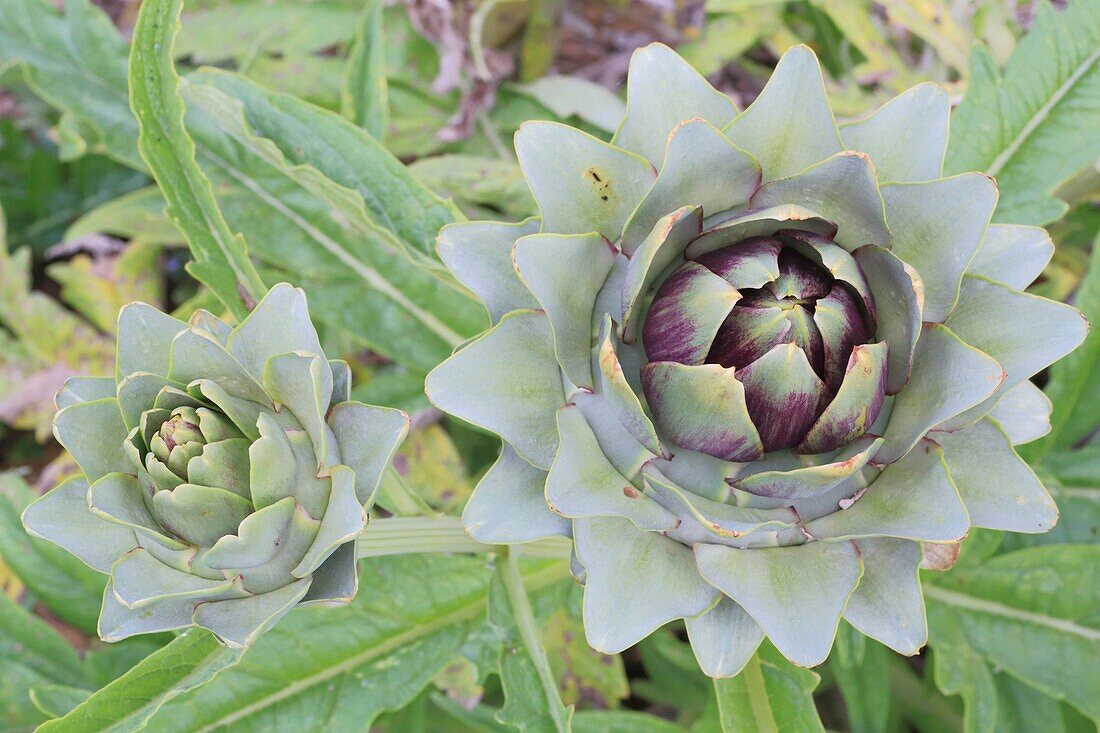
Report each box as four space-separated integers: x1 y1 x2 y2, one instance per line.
342 0 389 140
128 0 266 320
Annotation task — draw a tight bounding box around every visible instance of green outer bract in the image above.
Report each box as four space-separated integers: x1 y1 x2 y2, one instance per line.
22 284 409 648
426 44 1088 675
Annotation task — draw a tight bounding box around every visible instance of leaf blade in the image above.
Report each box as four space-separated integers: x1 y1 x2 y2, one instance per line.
128 0 266 319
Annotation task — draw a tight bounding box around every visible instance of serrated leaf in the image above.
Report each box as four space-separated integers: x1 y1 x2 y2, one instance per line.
37 629 243 733
0 214 114 440
808 0 919 90
179 73 486 369
8 0 480 363
932 638 999 733
187 68 464 265
925 545 1100 721
945 2 1100 225
128 0 266 320
876 0 970 75
138 556 568 732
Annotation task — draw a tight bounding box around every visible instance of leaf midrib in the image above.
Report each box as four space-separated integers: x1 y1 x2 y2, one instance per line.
191 561 569 733
924 583 1100 641
985 44 1100 178
195 146 466 348
743 656 780 733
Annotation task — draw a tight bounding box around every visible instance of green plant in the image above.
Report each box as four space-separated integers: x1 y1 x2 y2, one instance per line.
426 43 1087 674
1 0 1098 730
22 284 409 646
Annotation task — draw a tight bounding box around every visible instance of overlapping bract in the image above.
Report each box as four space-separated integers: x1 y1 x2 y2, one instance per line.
22 284 408 647
426 44 1088 674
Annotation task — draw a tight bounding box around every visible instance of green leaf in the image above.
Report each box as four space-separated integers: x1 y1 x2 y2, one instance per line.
30 685 93 720
0 592 89 731
178 75 484 369
341 0 388 139
36 629 241 733
64 187 182 246
539 607 628 710
173 0 360 65
925 545 1100 721
945 2 1100 225
128 0 266 320
510 77 626 134
188 68 463 265
387 424 473 514
885 656 963 733
1024 231 1100 460
993 673 1068 733
0 473 105 634
572 711 684 733
490 551 574 733
712 645 824 733
0 0 143 170
932 640 998 733
409 155 538 221
1001 485 1100 552
831 625 889 733
0 117 147 251
808 0 919 90
138 556 569 731
634 631 711 715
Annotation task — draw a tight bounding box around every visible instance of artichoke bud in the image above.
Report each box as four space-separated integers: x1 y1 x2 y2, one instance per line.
425 43 1088 676
641 232 881 454
22 284 410 648
156 407 205 452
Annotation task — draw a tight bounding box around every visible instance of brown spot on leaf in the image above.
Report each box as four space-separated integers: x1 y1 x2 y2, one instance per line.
920 541 961 571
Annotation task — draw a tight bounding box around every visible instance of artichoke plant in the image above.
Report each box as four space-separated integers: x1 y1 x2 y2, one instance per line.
426 45 1088 674
22 284 409 647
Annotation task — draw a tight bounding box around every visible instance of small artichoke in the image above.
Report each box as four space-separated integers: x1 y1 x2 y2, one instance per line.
23 284 408 647
426 45 1088 674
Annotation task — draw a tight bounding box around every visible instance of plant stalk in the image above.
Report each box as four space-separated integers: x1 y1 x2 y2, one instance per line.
500 545 572 733
357 516 572 559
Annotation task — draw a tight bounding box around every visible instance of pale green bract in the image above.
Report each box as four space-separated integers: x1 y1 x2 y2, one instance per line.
22 284 409 648
425 44 1088 675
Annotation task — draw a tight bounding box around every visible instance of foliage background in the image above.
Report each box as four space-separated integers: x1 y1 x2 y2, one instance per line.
0 0 1098 731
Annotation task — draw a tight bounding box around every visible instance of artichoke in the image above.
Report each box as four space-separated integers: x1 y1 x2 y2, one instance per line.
426 45 1088 674
22 284 409 647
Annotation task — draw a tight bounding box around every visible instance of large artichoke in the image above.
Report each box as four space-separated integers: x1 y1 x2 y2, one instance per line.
426 45 1088 674
22 284 409 647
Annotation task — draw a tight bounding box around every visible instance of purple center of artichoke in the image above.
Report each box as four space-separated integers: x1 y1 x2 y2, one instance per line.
641 231 881 455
